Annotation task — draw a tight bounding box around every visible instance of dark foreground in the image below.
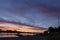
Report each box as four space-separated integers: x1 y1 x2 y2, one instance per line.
0 36 47 40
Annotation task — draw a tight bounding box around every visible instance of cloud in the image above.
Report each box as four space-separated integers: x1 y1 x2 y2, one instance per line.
35 5 60 17
8 0 60 17
0 0 59 28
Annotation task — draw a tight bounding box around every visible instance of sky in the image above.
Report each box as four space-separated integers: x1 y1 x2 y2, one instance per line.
0 0 60 28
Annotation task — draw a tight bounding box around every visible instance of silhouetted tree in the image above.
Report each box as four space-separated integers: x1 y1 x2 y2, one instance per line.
48 27 54 34
54 27 58 32
43 31 48 35
58 26 60 33
0 29 2 33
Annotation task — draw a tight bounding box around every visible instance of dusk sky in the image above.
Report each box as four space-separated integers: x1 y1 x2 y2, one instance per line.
0 0 60 28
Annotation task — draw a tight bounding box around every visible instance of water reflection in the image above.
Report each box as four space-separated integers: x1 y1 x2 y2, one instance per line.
0 33 35 37
0 33 18 37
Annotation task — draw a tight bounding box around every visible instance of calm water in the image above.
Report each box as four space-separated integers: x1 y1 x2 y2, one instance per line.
0 33 47 40
0 33 18 37
0 33 36 37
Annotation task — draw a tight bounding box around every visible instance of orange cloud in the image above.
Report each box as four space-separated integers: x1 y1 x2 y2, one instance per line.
0 22 46 33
